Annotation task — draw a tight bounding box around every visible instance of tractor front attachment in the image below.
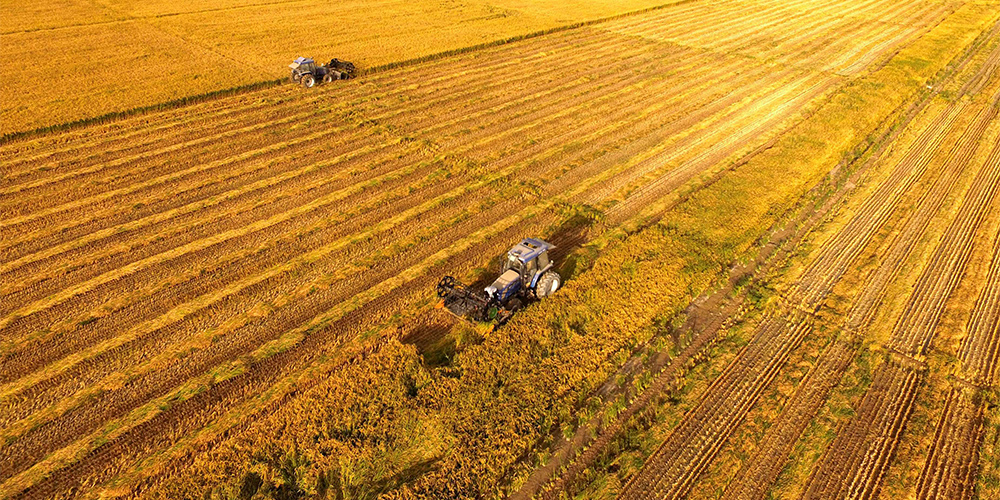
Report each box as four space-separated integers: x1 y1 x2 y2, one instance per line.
436 276 511 325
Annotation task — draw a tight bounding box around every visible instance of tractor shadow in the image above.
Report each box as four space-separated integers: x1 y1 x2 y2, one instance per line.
546 212 598 279
400 315 458 367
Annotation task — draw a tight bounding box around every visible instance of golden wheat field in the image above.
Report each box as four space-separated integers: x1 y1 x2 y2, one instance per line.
2 0 1000 498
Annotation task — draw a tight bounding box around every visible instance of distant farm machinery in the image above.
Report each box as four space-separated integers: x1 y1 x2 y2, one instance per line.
436 238 562 326
289 57 357 88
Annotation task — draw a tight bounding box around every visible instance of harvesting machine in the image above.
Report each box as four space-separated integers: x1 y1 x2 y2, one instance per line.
436 238 562 326
289 57 357 88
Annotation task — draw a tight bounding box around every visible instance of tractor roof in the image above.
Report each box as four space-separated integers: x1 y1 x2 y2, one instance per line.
293 57 314 64
508 238 553 263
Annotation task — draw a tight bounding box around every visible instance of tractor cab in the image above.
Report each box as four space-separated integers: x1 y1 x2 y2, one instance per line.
289 57 316 77
500 238 554 291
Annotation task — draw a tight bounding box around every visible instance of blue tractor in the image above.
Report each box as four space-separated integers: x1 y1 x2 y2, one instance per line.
289 57 356 88
436 238 562 325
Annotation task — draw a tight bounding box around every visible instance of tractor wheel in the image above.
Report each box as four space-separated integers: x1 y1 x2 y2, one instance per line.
536 271 561 298
290 71 301 83
322 73 334 83
301 74 316 88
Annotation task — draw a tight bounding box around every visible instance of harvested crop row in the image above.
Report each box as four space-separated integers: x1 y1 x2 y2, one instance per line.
916 386 988 500
788 102 965 307
887 102 1000 356
617 36 989 500
917 234 1000 500
724 81 1000 500
803 123 1000 500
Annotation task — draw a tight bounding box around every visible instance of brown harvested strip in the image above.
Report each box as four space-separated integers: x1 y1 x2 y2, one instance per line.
957 232 1000 385
619 316 815 499
789 101 966 308
916 387 987 500
575 7 891 201
803 127 1000 500
824 1 946 74
723 338 857 500
843 105 998 332
723 96 1000 500
617 0 912 58
802 357 925 500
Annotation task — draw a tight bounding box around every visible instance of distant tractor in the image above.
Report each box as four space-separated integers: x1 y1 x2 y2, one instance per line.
288 57 357 88
436 238 562 325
